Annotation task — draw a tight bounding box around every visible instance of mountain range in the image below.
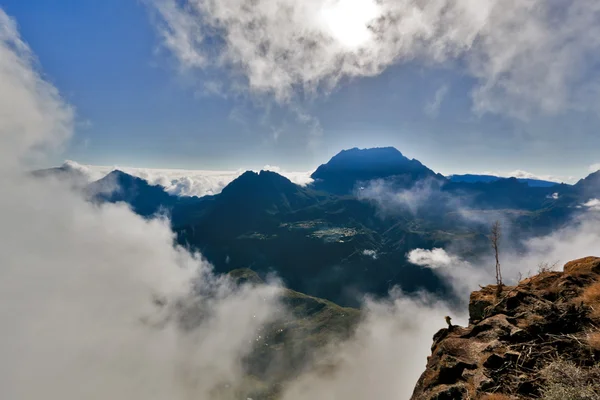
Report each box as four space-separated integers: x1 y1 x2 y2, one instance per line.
35 147 600 306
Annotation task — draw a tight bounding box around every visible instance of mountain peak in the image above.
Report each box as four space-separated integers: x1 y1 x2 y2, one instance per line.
87 170 175 216
310 146 440 194
217 169 317 213
324 147 408 167
221 170 296 195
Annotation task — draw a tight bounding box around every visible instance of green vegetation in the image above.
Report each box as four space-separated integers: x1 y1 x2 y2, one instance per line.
227 269 361 399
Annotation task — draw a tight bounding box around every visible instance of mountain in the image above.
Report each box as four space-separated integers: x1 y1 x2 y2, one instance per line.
449 174 560 188
74 148 600 307
310 147 444 194
574 170 600 201
87 170 179 217
411 257 600 399
218 170 322 213
31 162 90 188
171 167 450 306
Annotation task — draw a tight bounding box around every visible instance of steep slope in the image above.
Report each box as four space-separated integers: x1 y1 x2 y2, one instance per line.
31 162 90 187
87 170 178 216
227 269 360 399
311 147 443 194
411 257 600 400
218 170 322 214
574 170 600 201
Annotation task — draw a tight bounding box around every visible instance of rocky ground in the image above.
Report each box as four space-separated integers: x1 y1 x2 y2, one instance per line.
411 257 600 400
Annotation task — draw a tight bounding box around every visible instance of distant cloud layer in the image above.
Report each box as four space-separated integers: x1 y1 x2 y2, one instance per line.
66 161 314 197
148 0 600 118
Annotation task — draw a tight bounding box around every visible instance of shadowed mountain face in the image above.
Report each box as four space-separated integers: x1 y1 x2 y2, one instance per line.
449 174 560 187
311 147 444 194
87 170 180 217
66 147 600 306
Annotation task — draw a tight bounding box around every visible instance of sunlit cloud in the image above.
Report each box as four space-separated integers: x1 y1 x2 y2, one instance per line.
147 0 600 119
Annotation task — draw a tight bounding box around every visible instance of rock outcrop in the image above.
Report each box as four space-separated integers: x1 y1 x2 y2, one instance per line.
411 257 600 400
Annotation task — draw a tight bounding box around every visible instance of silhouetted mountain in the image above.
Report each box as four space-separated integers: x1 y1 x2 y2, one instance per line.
219 170 322 213
32 162 89 187
87 170 178 217
449 174 560 187
574 170 600 200
311 147 443 194
71 148 597 306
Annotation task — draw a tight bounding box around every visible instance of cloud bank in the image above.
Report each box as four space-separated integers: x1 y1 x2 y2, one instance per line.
62 161 314 197
1 9 285 399
148 0 600 118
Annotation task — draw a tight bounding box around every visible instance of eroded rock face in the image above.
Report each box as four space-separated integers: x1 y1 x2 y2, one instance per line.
410 257 600 400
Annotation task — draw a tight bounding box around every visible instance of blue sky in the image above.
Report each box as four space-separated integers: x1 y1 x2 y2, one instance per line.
3 0 600 181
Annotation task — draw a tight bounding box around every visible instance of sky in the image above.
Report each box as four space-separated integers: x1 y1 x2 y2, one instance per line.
3 0 600 182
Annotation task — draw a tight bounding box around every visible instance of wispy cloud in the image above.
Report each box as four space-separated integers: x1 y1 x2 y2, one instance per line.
424 84 449 117
0 9 74 168
147 0 600 119
589 163 600 173
582 198 600 210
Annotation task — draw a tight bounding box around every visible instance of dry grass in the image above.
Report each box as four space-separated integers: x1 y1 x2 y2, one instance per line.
539 360 600 400
481 394 513 400
581 282 600 305
590 306 600 322
587 330 600 351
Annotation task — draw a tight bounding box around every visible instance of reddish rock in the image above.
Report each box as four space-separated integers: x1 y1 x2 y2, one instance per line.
410 257 600 400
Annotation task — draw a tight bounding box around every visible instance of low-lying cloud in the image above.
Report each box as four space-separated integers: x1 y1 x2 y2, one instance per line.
61 161 314 197
408 248 454 269
357 177 455 216
148 0 600 118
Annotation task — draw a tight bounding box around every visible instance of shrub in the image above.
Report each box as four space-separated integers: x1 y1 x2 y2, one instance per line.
539 360 600 400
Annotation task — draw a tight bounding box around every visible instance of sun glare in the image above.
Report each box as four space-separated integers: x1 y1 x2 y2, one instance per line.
319 0 381 49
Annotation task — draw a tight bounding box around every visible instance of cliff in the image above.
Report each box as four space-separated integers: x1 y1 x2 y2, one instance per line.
411 257 600 400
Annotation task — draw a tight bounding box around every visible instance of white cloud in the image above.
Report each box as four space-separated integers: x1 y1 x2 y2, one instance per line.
281 293 459 400
362 249 378 259
0 9 289 399
468 169 568 183
65 161 314 197
583 198 600 210
358 178 452 216
424 84 449 117
407 248 454 269
547 192 559 200
589 163 600 173
0 9 73 168
147 0 600 118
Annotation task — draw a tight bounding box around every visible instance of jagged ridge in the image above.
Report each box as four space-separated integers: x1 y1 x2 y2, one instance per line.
411 257 600 400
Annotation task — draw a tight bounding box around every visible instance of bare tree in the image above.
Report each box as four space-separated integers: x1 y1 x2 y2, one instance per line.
490 220 503 291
